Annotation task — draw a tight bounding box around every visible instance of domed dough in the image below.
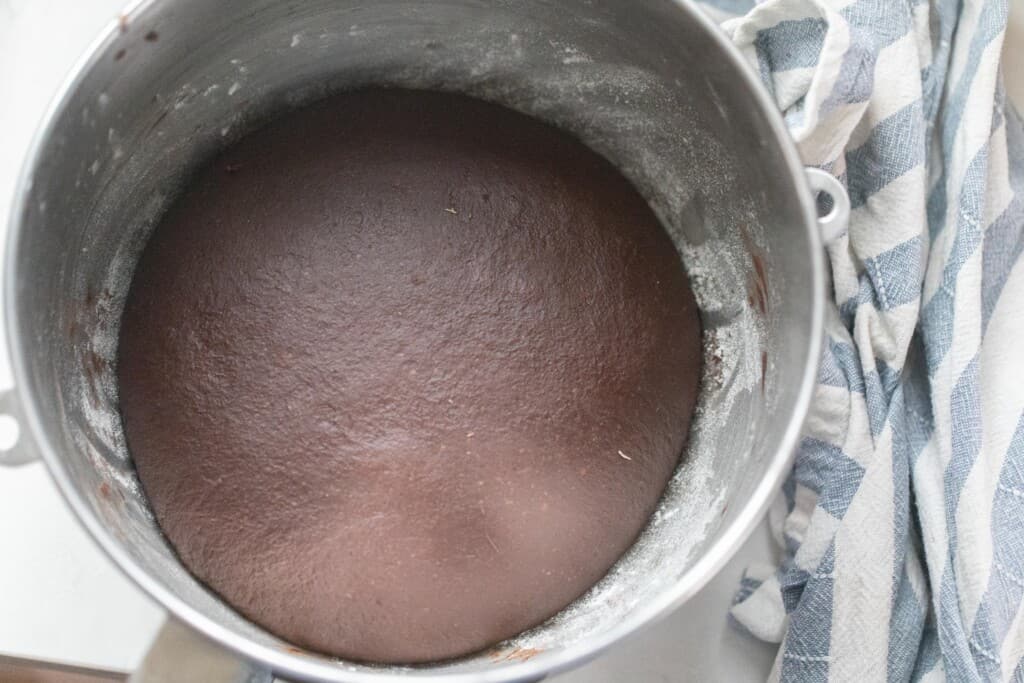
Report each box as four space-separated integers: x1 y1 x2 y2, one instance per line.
118 89 702 663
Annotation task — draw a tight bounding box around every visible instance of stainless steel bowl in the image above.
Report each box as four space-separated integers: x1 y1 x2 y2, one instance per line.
1 0 844 681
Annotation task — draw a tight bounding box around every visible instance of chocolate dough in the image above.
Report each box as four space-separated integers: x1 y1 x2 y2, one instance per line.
118 89 702 663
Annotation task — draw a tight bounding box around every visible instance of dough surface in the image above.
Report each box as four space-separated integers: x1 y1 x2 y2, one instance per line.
118 89 702 663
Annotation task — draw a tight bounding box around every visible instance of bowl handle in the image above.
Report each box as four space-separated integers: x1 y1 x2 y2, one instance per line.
805 168 850 245
0 388 38 467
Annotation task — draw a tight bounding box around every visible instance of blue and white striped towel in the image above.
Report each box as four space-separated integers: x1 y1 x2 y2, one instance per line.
698 0 1024 680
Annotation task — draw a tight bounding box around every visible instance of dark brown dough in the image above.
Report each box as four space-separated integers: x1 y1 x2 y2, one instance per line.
118 89 702 664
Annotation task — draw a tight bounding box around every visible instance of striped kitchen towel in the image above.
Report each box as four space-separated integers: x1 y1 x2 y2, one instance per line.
700 0 1024 680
